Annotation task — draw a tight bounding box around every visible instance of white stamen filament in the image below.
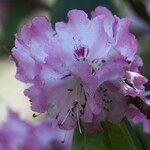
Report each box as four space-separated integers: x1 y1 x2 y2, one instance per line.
76 106 82 134
75 83 82 134
61 110 71 125
61 130 67 143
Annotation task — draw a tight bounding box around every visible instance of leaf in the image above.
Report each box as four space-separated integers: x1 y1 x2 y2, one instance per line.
134 124 150 150
72 118 142 150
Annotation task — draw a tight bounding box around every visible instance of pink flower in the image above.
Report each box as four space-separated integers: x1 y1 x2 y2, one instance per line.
11 6 147 131
88 6 147 124
0 110 72 150
127 100 150 133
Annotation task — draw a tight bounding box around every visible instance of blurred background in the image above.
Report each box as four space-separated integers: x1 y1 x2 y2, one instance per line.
0 0 149 148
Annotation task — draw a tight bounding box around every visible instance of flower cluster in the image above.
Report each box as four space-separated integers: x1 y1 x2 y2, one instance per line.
0 110 72 150
11 6 148 132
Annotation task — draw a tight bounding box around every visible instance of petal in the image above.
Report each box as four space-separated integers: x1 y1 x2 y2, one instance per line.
69 61 99 95
125 71 148 86
56 9 111 61
130 55 143 72
89 91 102 115
91 6 114 37
55 10 90 57
11 45 36 82
11 17 55 82
99 82 128 123
114 17 137 59
96 54 127 85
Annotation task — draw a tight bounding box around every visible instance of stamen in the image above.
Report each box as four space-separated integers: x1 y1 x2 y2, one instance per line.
80 109 84 115
61 111 71 125
81 104 85 109
61 130 67 143
101 60 106 63
32 113 41 118
67 88 73 91
55 114 59 119
103 89 107 92
58 123 61 127
80 84 83 87
76 107 82 134
127 60 131 64
73 101 79 108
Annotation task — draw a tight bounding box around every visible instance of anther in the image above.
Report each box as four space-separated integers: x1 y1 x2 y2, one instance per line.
32 113 41 118
81 104 85 109
58 123 61 126
55 115 59 119
61 131 67 143
101 60 106 63
80 84 83 87
127 60 131 64
80 110 84 115
73 101 79 108
67 89 73 91
103 89 107 92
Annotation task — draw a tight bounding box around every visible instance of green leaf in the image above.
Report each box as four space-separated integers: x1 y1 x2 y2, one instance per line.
72 118 142 150
134 124 150 149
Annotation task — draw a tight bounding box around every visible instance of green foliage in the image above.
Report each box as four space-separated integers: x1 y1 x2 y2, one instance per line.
134 124 150 150
72 119 142 150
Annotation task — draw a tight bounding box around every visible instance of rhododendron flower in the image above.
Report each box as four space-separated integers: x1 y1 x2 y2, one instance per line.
127 100 150 133
11 6 148 131
0 110 72 150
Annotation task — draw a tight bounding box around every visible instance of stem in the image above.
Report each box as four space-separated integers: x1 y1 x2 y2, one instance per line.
129 96 150 119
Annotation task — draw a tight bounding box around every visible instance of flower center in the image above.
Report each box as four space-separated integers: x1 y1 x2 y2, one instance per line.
56 82 86 133
74 46 89 61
